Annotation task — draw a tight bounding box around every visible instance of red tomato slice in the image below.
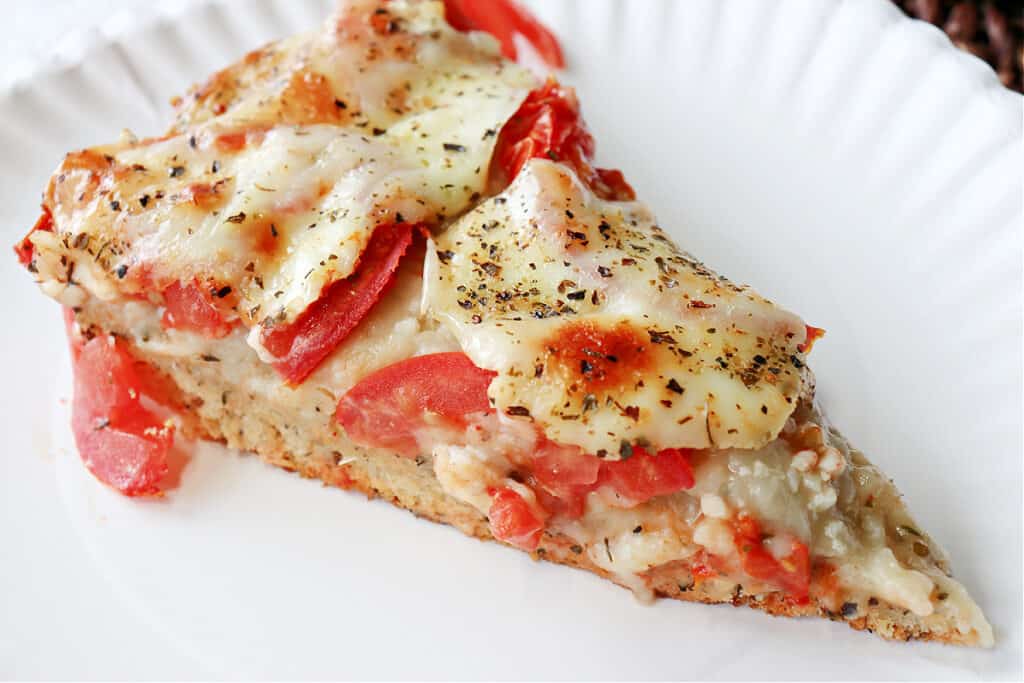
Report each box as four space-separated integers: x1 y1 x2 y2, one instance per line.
488 486 546 551
443 0 565 69
492 79 635 201
532 443 601 493
733 514 810 601
161 280 235 338
70 334 174 496
73 414 174 497
336 352 496 457
14 208 54 266
528 443 601 519
599 447 695 505
262 222 414 385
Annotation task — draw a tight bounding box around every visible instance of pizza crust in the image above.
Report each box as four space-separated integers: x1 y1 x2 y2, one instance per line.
69 309 991 647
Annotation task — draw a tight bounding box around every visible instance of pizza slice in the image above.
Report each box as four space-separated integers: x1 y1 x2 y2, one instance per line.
16 0 992 646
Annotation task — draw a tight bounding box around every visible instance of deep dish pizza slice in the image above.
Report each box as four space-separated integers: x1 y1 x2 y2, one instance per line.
16 0 992 646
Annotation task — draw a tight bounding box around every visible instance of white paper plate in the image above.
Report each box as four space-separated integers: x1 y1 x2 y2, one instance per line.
2 0 1021 679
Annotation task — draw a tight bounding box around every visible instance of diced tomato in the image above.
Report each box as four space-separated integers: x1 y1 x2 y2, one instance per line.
599 447 695 506
262 222 414 385
732 514 810 602
492 79 635 201
443 0 565 69
488 486 546 551
531 444 601 496
161 280 235 339
73 414 174 497
14 208 54 267
530 483 587 520
336 352 496 457
70 334 174 496
528 443 601 519
797 324 825 353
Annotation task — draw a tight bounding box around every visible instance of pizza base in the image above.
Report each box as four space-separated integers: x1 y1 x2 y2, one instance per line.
68 311 988 647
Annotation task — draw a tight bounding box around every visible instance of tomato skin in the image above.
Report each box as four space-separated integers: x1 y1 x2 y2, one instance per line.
493 79 635 201
443 0 565 69
488 486 546 551
161 280 235 339
732 514 810 602
336 352 496 457
262 222 413 385
14 208 54 266
598 447 695 506
70 334 174 497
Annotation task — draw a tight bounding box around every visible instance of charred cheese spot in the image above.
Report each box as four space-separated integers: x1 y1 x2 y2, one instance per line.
545 320 650 393
277 69 350 126
245 216 288 260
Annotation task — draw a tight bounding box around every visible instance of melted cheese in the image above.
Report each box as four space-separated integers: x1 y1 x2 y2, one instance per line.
425 159 810 453
32 0 534 354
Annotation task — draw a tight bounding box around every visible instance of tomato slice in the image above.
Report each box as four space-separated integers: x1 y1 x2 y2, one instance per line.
532 443 601 494
599 447 695 506
488 486 546 550
161 280 235 338
262 222 414 385
528 443 601 519
443 0 565 69
336 352 496 457
732 514 810 601
70 334 174 496
14 208 54 267
492 79 635 201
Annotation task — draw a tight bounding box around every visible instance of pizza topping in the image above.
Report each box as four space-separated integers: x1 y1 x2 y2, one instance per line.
335 351 497 457
491 79 635 201
443 0 565 69
161 280 237 339
597 447 695 507
69 327 175 496
15 208 54 268
487 485 547 551
798 324 825 353
260 222 414 384
30 0 536 365
426 159 811 453
732 514 810 601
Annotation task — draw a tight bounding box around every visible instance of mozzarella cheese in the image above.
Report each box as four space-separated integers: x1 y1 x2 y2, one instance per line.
425 159 811 453
33 0 534 353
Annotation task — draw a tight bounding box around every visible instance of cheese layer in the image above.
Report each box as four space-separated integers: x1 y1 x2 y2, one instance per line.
425 159 811 453
32 0 534 347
